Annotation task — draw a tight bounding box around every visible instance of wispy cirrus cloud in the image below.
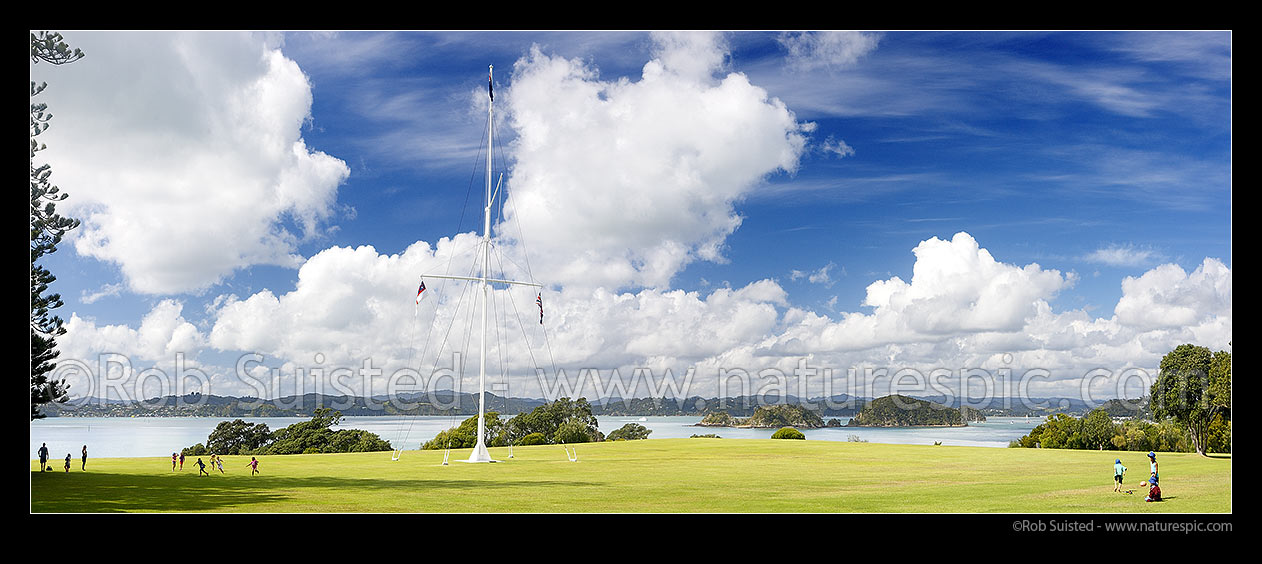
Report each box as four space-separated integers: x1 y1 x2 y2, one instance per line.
790 262 840 286
820 136 856 158
1083 243 1163 267
80 283 124 305
777 31 882 71
1105 30 1231 81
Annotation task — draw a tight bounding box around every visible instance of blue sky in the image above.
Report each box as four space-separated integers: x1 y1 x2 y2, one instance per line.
302 31 1232 314
32 31 1231 402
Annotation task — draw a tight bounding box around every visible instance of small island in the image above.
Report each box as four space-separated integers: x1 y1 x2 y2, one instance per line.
696 404 827 429
846 395 980 427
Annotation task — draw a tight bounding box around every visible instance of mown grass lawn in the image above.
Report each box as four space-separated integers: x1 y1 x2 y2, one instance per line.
30 439 1231 513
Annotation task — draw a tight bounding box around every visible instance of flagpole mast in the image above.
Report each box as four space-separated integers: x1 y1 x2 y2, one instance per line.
468 64 495 463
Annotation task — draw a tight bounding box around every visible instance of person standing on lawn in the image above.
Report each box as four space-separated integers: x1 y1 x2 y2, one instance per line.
1113 458 1127 492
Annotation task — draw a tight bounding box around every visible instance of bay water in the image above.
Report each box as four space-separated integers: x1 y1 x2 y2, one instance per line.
30 415 1042 459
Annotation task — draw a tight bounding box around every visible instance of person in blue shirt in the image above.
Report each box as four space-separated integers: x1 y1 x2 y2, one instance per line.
1113 458 1127 492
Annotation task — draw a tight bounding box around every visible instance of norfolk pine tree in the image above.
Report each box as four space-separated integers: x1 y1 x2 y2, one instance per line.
30 32 84 419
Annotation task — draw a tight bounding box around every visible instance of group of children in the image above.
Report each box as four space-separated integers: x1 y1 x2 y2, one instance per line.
172 452 261 476
35 443 87 473
1112 451 1162 502
37 443 264 477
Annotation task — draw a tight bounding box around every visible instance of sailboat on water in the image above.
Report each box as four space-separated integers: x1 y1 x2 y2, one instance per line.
393 65 549 464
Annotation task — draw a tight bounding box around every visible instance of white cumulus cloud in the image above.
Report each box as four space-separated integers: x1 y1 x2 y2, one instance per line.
1114 258 1232 331
57 230 1232 400
58 300 211 400
32 31 350 295
498 31 809 291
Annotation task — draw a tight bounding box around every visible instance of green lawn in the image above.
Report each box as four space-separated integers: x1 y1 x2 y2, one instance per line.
30 439 1231 513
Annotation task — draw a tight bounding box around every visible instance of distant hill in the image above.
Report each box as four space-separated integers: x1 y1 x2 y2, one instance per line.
592 394 864 417
46 390 1127 419
694 404 827 429
46 391 546 418
847 395 968 427
909 395 1098 417
696 411 736 427
742 404 827 428
1095 396 1151 419
960 406 987 423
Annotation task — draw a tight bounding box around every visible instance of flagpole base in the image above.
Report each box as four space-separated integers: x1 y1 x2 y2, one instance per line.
461 442 498 463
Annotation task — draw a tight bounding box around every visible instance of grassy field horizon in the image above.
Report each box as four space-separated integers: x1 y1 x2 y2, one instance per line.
30 439 1231 513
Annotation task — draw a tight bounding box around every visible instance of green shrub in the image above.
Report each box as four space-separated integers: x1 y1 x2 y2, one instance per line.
771 427 805 440
554 418 599 444
505 397 600 444
1206 413 1231 453
187 409 392 455
690 433 721 439
606 423 652 441
422 412 505 450
204 419 272 455
517 432 546 446
326 428 394 452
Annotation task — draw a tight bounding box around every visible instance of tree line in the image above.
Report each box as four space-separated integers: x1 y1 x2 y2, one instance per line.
420 397 651 449
1011 344 1230 455
182 408 393 456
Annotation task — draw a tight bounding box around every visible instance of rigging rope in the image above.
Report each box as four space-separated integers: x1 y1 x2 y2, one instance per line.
394 87 559 464
390 113 489 458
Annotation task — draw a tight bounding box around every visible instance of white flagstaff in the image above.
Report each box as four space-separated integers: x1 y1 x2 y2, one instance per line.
390 65 547 464
470 63 496 464
419 65 543 463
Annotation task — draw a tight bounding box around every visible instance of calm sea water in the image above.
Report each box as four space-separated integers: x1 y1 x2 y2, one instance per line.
30 415 1042 459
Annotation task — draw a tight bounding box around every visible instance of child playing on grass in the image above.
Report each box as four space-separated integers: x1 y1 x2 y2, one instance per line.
63 454 71 473
246 457 259 476
196 457 209 476
1143 477 1162 502
1113 458 1127 492
216 456 225 474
